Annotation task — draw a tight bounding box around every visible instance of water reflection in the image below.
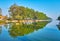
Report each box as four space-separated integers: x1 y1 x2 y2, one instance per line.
0 22 7 34
25 21 60 41
57 21 60 30
1 21 60 41
0 26 2 34
3 21 49 38
4 24 8 29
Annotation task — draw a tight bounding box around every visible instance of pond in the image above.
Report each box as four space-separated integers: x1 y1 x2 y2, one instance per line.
0 20 60 41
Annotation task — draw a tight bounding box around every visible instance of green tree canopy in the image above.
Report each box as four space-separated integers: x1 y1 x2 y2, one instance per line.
57 16 60 20
8 4 50 20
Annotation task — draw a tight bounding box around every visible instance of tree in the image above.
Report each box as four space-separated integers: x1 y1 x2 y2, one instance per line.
0 8 2 16
8 4 50 20
57 16 60 21
57 16 60 24
9 4 25 20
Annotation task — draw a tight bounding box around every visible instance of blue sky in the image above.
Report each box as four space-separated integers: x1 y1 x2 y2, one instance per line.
0 0 60 19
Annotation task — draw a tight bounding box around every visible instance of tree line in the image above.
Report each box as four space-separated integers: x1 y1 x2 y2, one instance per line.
8 4 50 20
57 16 60 21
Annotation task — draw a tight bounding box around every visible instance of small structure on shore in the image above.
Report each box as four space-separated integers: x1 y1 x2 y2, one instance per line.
0 16 7 20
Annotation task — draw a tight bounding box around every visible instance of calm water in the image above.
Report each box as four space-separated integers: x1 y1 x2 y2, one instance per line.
0 20 60 41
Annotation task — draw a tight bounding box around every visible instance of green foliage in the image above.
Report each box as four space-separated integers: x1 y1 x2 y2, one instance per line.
8 21 49 37
57 16 60 20
9 4 50 20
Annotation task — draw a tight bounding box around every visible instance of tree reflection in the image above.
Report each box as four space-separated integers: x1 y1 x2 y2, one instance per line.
4 24 8 29
0 22 7 34
0 26 2 34
57 21 60 30
8 21 49 38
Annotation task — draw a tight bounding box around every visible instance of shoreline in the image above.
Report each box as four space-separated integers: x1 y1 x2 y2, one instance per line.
5 20 51 23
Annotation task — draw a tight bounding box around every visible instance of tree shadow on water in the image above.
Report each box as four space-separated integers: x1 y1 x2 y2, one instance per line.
56 21 60 30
